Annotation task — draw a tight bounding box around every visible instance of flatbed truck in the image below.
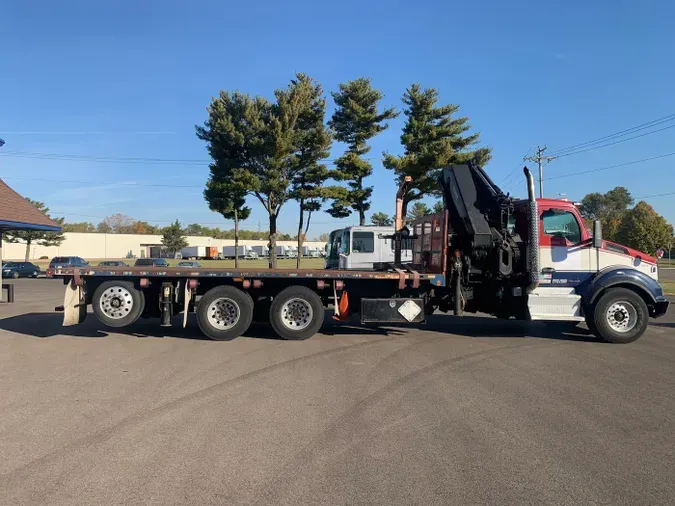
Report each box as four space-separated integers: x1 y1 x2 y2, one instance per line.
51 165 669 343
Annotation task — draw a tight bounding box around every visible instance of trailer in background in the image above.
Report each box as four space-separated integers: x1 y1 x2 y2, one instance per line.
180 246 220 260
222 245 251 259
251 245 269 257
302 245 322 258
275 245 290 258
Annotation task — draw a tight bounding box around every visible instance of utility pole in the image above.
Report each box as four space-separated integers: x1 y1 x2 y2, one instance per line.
524 146 557 198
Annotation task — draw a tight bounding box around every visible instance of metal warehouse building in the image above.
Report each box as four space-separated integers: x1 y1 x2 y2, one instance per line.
2 232 326 260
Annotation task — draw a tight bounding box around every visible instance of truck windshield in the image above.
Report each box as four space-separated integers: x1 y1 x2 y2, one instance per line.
340 230 351 255
326 230 341 260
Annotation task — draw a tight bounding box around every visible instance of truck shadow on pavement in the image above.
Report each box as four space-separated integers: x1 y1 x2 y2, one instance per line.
0 310 605 343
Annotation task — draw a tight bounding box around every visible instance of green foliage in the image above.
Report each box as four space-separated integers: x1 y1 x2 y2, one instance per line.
370 212 393 226
432 200 445 214
407 202 432 221
287 75 333 265
383 84 491 213
62 222 97 233
615 202 672 254
4 199 65 261
196 74 329 267
580 187 633 241
328 78 398 225
161 220 188 255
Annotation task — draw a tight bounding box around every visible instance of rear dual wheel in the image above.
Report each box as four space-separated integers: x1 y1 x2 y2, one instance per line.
196 286 254 341
269 286 324 340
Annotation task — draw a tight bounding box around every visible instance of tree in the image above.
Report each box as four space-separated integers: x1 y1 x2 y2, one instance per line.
184 224 206 236
370 212 393 226
615 202 672 255
98 213 135 234
131 221 160 235
317 232 330 242
161 220 188 256
383 84 491 216
288 74 332 267
580 187 633 241
407 202 432 221
197 74 332 268
328 78 398 225
4 199 65 261
432 200 444 214
204 177 251 267
62 222 96 233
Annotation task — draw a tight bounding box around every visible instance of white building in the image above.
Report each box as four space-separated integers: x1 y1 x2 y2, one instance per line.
3 232 326 260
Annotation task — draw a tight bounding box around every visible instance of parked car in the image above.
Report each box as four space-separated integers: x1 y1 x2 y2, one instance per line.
2 261 41 279
98 260 128 267
134 258 169 267
177 261 201 268
49 256 89 269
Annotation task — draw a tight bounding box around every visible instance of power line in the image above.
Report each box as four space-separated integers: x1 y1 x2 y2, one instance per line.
548 113 675 156
503 151 675 193
551 124 675 158
524 146 557 197
49 211 354 226
544 151 675 181
0 150 367 166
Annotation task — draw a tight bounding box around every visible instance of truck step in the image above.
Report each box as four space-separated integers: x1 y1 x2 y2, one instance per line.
528 289 583 321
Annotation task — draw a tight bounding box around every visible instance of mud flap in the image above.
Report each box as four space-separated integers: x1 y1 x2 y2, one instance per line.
63 279 87 326
183 281 192 328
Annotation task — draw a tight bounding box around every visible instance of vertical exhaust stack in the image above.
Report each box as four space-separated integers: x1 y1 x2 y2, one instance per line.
524 167 539 292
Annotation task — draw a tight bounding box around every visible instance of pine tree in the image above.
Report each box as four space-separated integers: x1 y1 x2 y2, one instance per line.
383 84 491 216
328 78 398 225
288 75 332 268
161 220 188 256
407 202 432 221
204 174 251 267
370 212 393 226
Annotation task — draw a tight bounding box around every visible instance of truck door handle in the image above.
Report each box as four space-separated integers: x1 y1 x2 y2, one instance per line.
541 267 556 273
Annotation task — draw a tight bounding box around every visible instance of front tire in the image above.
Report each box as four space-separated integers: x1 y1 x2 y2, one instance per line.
269 286 324 340
592 288 649 344
92 281 144 328
196 286 253 341
32 271 39 278
11 271 19 279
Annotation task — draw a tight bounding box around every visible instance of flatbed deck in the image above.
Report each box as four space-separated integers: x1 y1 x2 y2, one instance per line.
51 266 446 285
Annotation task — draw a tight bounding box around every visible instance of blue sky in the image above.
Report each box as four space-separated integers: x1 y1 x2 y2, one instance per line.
2 0 674 237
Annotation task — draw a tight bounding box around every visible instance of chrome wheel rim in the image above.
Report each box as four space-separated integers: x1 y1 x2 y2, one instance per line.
606 301 637 333
100 286 134 319
280 298 313 331
207 297 240 330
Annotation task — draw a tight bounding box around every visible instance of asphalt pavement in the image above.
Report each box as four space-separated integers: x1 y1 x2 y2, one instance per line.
0 279 673 505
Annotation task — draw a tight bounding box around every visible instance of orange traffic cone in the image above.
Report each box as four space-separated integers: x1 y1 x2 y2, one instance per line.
333 290 350 321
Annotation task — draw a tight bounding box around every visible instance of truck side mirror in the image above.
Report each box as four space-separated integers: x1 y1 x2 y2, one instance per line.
593 220 603 249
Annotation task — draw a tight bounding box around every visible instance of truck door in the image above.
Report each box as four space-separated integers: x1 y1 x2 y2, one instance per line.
349 230 376 269
539 206 592 287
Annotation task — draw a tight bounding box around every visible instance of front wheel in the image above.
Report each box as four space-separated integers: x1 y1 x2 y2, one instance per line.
32 271 39 278
11 271 19 279
196 286 253 341
269 286 324 340
592 288 649 344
